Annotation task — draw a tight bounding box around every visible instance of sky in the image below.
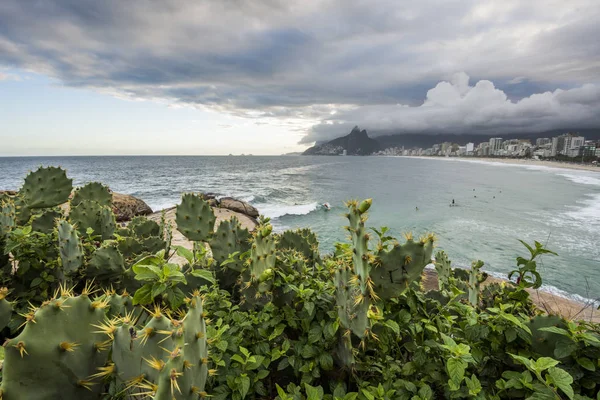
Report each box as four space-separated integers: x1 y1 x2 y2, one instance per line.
1 0 600 155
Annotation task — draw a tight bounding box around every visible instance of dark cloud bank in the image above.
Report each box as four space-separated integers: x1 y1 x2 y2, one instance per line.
1 0 599 143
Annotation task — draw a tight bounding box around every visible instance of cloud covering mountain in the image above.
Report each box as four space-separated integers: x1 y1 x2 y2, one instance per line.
1 0 599 144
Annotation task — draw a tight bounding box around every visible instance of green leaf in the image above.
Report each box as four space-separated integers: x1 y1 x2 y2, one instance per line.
465 375 481 396
534 357 559 372
151 282 167 298
304 384 324 400
174 245 195 264
510 354 533 370
538 326 570 336
576 357 595 371
385 320 400 335
360 389 375 400
239 374 251 399
304 301 315 315
133 284 153 305
190 268 216 284
132 264 161 281
256 369 269 380
447 358 466 388
308 325 322 344
547 367 574 400
30 277 43 288
269 324 286 341
231 354 245 365
319 353 333 370
165 287 186 309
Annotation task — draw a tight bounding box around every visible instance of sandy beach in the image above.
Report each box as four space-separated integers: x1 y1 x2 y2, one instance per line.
414 156 600 173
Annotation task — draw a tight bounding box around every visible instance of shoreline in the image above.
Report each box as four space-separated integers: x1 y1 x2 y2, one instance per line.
401 156 600 173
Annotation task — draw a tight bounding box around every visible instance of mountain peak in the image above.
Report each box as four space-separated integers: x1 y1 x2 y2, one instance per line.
303 127 380 155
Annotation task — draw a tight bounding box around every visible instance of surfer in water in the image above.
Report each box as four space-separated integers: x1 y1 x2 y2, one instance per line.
322 202 331 211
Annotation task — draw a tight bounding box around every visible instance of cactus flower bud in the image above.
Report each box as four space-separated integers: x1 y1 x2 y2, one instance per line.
358 198 372 214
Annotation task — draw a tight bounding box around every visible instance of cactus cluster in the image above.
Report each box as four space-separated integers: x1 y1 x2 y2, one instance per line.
277 228 321 265
372 233 435 301
239 223 277 308
434 251 488 306
209 217 250 291
0 290 208 400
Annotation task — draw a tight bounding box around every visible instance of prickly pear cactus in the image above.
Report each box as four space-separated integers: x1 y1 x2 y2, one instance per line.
99 206 116 240
468 260 487 306
71 182 112 207
108 295 208 399
277 228 321 265
209 217 250 290
57 220 84 275
240 224 277 307
0 287 13 331
12 195 31 225
335 199 374 346
19 166 73 209
86 244 126 281
70 200 115 239
31 210 61 233
434 250 452 291
69 200 104 236
130 216 160 238
0 201 16 235
0 293 110 400
176 194 216 242
371 234 435 301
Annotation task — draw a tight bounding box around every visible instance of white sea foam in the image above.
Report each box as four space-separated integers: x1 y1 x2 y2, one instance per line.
565 193 600 223
558 173 600 186
255 202 320 219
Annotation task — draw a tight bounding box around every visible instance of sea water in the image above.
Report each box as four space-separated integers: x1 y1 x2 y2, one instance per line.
1 155 598 303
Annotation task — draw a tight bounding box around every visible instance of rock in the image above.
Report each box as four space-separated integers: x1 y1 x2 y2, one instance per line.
0 190 17 197
112 193 153 222
219 197 259 218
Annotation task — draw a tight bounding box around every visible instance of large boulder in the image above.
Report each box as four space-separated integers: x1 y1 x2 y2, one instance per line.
219 197 259 218
112 193 153 221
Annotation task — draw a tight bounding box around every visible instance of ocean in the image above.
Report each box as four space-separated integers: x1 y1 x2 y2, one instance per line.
1 155 598 304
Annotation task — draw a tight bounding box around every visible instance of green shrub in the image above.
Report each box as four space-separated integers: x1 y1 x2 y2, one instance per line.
0 166 598 399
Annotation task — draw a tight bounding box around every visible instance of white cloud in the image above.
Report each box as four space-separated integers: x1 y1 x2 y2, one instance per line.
305 73 600 142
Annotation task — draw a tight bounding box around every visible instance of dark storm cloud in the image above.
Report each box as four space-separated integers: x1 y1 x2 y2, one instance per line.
1 0 599 142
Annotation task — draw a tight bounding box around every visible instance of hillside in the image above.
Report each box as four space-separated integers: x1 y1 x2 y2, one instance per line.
303 126 381 155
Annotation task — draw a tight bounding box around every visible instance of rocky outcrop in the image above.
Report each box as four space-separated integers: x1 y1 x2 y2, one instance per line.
0 191 17 197
218 197 259 218
112 193 153 221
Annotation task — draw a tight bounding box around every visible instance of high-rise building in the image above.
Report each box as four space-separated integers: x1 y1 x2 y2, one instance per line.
489 138 503 155
536 138 551 147
466 143 474 153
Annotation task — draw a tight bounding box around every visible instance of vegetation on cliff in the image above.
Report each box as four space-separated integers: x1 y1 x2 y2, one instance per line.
0 166 599 399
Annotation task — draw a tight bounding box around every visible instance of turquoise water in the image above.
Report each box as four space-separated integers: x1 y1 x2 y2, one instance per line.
1 155 598 302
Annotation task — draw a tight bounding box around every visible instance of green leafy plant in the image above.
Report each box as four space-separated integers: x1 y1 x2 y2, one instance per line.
509 240 557 289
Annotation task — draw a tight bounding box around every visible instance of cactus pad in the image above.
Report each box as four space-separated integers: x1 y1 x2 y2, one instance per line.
19 166 73 209
71 182 112 207
57 220 84 275
175 194 216 242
